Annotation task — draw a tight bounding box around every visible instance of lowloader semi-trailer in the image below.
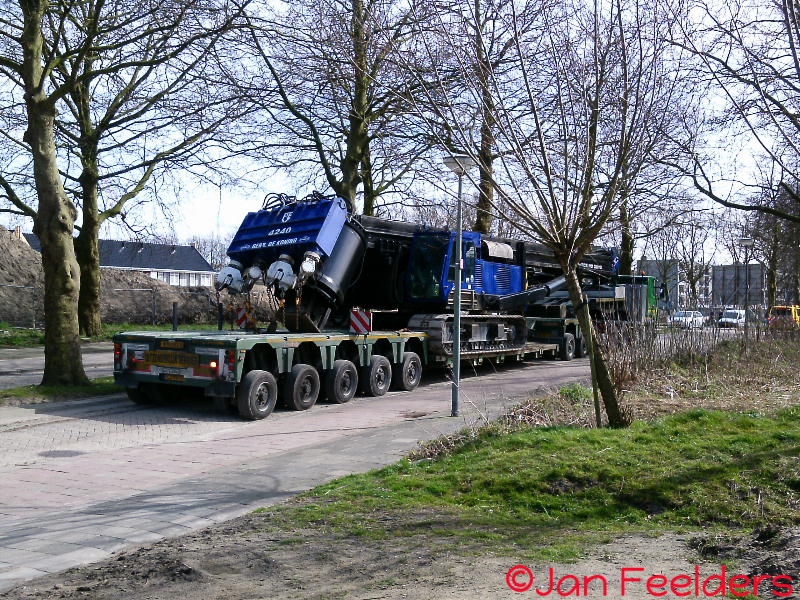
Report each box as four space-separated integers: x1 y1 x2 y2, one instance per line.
113 327 562 420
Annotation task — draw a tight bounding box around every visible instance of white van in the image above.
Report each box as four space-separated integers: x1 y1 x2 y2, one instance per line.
717 309 746 328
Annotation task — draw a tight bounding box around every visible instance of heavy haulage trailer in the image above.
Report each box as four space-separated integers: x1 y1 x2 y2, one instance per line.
113 192 635 420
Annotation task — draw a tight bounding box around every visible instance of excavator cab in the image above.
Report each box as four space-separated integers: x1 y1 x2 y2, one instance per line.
407 233 449 301
406 230 522 308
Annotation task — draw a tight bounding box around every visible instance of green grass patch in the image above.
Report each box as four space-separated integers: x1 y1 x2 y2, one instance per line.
0 376 120 404
559 382 593 402
261 408 800 561
0 324 45 347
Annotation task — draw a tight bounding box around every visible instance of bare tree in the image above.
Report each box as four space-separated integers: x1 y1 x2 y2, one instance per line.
0 0 89 384
427 0 545 234
1 0 247 337
676 0 800 224
745 187 800 309
408 0 691 426
236 0 436 215
675 212 715 308
188 232 234 271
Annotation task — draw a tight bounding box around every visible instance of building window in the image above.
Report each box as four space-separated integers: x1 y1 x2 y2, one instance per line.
169 272 179 286
180 273 189 286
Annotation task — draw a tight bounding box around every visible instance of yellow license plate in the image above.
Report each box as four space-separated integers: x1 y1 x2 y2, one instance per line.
163 374 185 382
144 351 199 367
160 340 184 349
538 332 552 337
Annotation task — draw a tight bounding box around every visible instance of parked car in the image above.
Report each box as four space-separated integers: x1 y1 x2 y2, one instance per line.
718 309 746 328
669 310 705 329
768 305 800 329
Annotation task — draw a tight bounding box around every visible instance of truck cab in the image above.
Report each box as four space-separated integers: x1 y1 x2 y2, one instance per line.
768 305 800 328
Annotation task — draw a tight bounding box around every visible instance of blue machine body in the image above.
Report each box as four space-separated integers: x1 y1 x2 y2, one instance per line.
406 231 524 307
227 196 349 267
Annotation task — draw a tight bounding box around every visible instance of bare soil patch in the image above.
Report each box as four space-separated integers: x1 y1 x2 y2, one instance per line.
2 512 798 599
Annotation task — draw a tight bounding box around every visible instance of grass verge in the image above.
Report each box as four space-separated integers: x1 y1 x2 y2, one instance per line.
0 376 120 405
0 322 223 348
257 407 800 562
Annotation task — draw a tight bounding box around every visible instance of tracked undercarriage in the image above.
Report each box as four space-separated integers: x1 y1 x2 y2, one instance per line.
407 313 528 358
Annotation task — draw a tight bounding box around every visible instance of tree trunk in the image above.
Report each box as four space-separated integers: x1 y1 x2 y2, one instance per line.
21 0 90 386
361 143 375 217
563 264 627 427
71 78 104 338
336 0 369 213
25 105 89 385
75 223 102 338
618 196 633 275
474 114 494 234
472 0 494 234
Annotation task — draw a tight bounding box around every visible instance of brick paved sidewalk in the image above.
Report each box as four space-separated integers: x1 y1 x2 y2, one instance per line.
0 360 590 592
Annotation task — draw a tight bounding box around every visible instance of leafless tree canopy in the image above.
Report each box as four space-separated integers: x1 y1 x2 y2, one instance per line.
232 0 438 215
679 0 800 224
409 0 691 267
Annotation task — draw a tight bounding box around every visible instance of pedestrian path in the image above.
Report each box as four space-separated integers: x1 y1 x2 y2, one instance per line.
0 360 590 593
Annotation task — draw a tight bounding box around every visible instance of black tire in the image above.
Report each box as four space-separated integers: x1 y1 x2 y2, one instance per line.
126 386 151 405
141 382 183 405
237 370 278 420
284 364 320 411
391 352 422 391
359 355 392 397
325 360 358 404
559 333 575 361
574 335 588 358
213 396 239 416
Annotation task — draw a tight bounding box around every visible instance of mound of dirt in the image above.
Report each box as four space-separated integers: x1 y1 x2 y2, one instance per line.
0 228 44 327
99 269 215 325
0 227 275 327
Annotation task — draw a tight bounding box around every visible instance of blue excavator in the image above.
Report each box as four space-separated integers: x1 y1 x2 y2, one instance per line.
215 192 618 357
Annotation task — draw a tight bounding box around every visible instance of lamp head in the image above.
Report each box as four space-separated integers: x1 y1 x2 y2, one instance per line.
443 154 477 176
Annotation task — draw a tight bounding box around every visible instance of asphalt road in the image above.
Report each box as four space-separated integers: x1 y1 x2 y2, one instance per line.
0 354 591 592
0 343 113 390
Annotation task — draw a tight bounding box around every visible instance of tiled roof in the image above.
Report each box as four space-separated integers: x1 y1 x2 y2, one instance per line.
23 235 214 273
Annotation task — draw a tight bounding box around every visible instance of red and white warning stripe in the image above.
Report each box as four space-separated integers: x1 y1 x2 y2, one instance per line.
236 305 248 327
350 309 372 334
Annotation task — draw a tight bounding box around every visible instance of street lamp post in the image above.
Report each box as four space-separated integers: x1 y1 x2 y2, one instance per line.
443 154 477 417
738 237 754 345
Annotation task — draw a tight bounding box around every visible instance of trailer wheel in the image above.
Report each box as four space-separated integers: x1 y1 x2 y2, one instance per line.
284 364 320 410
126 386 151 405
213 396 239 416
391 352 422 391
560 333 575 361
325 360 358 404
238 370 278 420
574 335 588 358
360 355 392 397
141 382 183 405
